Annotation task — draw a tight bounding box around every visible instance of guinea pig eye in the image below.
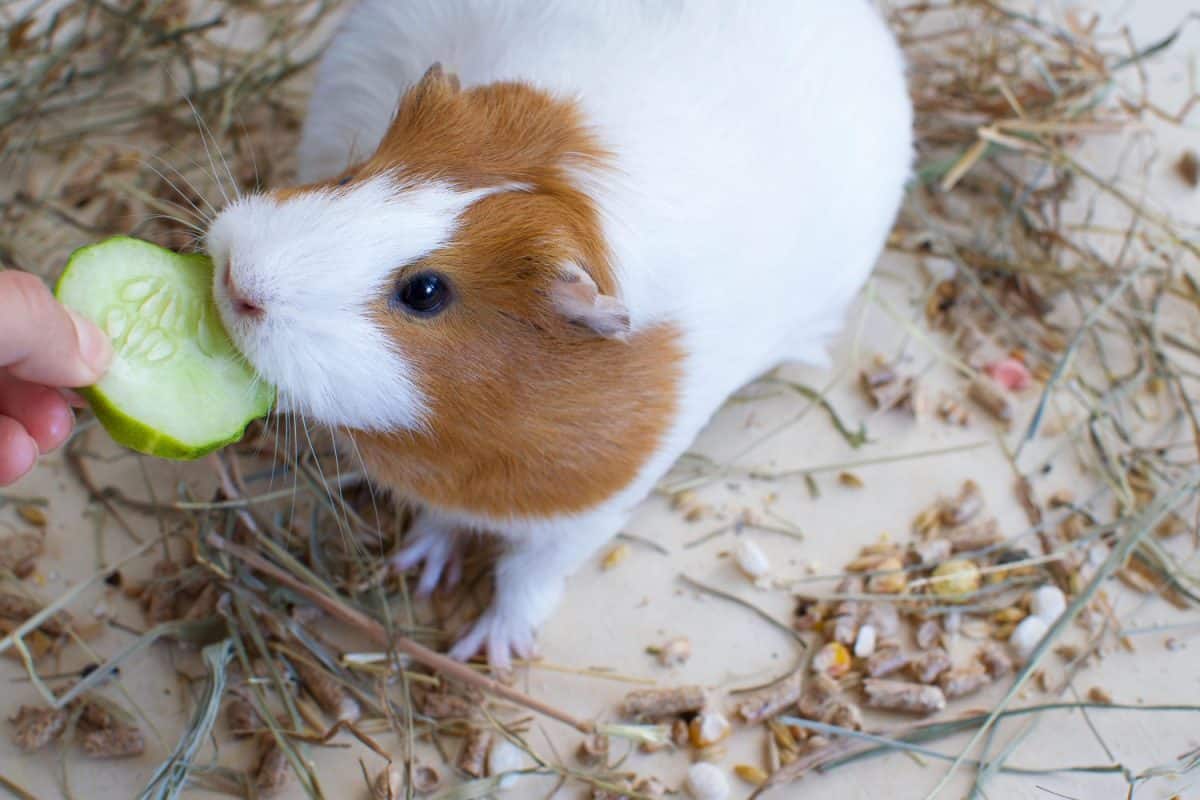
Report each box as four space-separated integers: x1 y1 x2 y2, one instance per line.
336 174 353 186
394 272 451 315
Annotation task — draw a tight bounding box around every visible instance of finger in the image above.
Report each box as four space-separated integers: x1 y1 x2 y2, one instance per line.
0 417 38 486
0 375 74 453
0 270 112 387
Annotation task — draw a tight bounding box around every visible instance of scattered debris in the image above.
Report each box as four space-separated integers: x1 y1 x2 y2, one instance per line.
938 664 991 699
576 734 610 766
984 358 1032 391
929 559 981 600
224 691 260 738
411 762 443 793
601 543 631 570
10 706 68 753
866 648 910 678
80 726 145 759
685 762 730 800
370 765 402 800
0 533 44 578
862 679 947 715
734 763 768 786
860 358 918 413
734 538 770 581
293 657 360 723
458 728 492 779
1009 616 1050 661
736 670 805 724
254 737 290 796
1175 149 1199 188
1031 585 1067 622
812 641 852 678
967 377 1014 426
650 636 693 667
689 711 732 748
910 648 952 684
853 623 878 658
15 505 47 527
837 472 864 489
621 686 706 721
978 641 1014 679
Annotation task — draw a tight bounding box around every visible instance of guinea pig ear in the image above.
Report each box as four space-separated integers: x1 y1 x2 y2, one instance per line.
413 62 462 101
548 262 631 341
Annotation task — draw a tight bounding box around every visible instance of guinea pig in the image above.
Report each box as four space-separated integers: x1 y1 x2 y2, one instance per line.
206 0 913 666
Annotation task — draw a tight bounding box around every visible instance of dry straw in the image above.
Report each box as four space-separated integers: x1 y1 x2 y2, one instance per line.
1 1 1198 798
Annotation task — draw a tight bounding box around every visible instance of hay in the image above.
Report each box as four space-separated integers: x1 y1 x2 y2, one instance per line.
1 1 1198 798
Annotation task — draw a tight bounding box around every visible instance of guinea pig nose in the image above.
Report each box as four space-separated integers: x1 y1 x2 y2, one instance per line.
224 265 265 318
233 294 265 318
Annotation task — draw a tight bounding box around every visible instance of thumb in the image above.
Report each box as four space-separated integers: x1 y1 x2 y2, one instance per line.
0 270 113 387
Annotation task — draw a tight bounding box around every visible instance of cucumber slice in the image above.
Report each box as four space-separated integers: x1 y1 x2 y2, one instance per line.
54 236 274 460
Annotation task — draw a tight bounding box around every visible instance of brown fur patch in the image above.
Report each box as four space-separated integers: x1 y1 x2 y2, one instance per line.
322 68 683 518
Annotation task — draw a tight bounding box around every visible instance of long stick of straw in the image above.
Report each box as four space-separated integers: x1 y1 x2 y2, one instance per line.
206 532 595 734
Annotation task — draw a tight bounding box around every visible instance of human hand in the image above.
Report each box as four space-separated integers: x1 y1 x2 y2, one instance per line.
0 270 112 485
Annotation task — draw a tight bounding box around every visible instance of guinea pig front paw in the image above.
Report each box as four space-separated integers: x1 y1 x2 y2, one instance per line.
447 606 538 669
390 517 470 597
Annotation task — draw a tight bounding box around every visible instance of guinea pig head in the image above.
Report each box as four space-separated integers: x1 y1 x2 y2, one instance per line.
207 65 681 517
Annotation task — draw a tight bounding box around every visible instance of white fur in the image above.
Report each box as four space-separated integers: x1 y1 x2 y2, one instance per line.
233 0 913 664
206 176 501 430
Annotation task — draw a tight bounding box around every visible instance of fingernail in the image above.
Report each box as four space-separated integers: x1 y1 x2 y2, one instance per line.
60 389 89 409
67 310 113 379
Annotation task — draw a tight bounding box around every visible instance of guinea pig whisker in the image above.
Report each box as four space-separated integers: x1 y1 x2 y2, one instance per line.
344 435 386 549
178 88 237 206
139 214 206 239
288 411 302 525
300 416 355 547
232 110 263 194
161 65 234 207
121 143 219 224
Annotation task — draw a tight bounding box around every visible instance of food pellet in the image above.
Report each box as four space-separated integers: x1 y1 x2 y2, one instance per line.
685 762 730 800
1030 585 1066 622
734 538 770 580
862 679 946 715
854 623 878 658
655 636 693 667
1009 615 1050 661
601 543 631 570
689 711 732 748
930 559 981 599
867 557 907 593
734 764 768 786
812 641 852 678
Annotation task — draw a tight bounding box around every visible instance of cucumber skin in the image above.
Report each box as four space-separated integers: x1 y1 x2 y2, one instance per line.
80 384 260 460
56 236 273 461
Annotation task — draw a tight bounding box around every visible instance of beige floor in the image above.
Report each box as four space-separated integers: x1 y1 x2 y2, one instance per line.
2 1 1199 798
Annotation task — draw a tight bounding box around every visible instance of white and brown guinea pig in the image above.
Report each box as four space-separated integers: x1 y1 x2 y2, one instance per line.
207 0 913 665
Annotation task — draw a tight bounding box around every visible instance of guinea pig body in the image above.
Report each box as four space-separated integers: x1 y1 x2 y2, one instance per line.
208 0 912 664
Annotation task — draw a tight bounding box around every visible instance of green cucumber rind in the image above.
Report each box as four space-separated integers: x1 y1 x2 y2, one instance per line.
53 235 199 295
56 235 274 461
80 384 268 460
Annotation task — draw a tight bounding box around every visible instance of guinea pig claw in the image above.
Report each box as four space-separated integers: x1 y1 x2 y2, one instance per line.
391 518 469 596
447 608 537 671
444 551 464 590
415 536 455 597
390 535 434 573
447 622 489 664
